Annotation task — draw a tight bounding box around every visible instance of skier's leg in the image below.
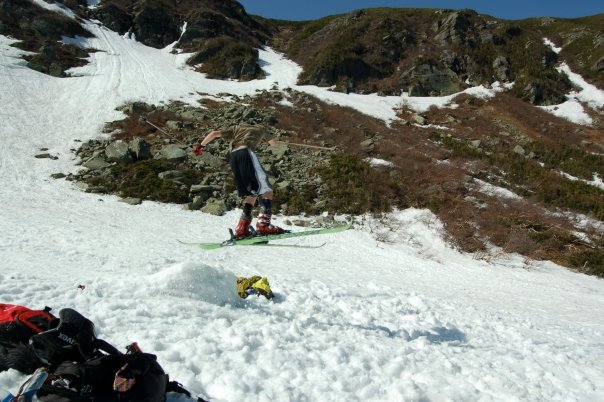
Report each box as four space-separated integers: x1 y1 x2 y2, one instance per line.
235 196 257 238
256 191 284 235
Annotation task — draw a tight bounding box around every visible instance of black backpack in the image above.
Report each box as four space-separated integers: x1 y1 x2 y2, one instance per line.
36 352 202 402
37 352 164 402
29 308 102 368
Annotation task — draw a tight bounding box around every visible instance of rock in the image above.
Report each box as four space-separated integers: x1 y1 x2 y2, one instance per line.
433 11 472 44
177 110 207 120
201 199 227 216
199 152 225 169
412 114 427 125
270 143 288 159
91 3 133 35
132 5 180 48
51 173 66 179
291 219 311 227
165 120 183 130
118 102 150 115
82 155 111 170
186 196 205 211
400 63 460 96
129 138 152 160
120 197 142 205
359 139 375 152
513 145 526 156
158 144 186 161
595 57 604 72
105 140 133 162
34 153 58 160
520 83 566 106
492 56 511 82
158 170 185 181
276 180 291 191
74 182 90 191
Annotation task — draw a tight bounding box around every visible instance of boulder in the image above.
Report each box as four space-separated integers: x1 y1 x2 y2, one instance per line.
201 199 227 216
129 138 152 160
359 139 375 152
119 197 142 205
401 63 461 96
186 196 205 211
82 154 111 170
158 170 185 181
105 140 132 162
269 143 289 159
132 5 180 48
165 120 183 131
199 151 225 169
492 56 511 82
433 11 473 44
412 114 427 125
158 144 187 161
91 3 133 35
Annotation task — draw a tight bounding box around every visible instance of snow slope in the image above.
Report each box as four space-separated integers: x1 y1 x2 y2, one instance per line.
541 38 604 125
1 9 604 402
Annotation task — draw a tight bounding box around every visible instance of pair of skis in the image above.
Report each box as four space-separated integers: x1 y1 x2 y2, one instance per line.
180 223 351 250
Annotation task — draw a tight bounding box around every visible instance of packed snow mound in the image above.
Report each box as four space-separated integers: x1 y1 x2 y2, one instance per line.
151 263 242 306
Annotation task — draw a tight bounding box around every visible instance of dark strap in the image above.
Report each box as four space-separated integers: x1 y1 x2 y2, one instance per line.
92 338 122 356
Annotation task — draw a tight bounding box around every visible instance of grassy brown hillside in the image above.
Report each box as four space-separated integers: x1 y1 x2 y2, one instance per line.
75 85 604 277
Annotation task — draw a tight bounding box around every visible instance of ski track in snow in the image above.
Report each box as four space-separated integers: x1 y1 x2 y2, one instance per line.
1 9 604 402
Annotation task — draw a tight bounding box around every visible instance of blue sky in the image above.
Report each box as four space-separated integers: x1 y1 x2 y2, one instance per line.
238 0 604 21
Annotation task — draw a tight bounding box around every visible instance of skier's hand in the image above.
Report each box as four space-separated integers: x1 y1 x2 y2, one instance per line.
192 144 205 156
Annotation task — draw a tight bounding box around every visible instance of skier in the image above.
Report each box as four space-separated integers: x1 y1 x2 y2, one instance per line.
192 124 285 238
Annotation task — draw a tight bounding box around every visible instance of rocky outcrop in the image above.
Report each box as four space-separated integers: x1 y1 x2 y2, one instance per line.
91 3 133 35
132 5 180 48
492 56 511 82
186 37 262 81
399 62 461 96
433 11 474 45
69 100 331 213
0 0 93 76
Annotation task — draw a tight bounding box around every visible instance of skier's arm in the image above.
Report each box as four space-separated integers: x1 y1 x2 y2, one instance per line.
200 130 222 147
193 130 222 155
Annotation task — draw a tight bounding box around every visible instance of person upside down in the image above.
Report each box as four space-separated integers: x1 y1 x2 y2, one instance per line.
193 124 285 238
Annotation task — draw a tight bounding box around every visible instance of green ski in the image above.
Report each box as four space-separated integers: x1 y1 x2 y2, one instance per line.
180 223 351 250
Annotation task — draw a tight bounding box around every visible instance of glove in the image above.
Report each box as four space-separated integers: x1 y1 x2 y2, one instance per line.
192 144 205 156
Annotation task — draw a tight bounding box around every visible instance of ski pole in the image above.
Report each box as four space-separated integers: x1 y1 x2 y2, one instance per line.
274 140 336 151
139 114 183 144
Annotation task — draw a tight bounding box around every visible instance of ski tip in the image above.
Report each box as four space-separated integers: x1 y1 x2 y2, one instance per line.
198 243 224 250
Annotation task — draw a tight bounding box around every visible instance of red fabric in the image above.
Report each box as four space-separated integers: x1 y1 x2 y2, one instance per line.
0 303 54 334
192 144 204 156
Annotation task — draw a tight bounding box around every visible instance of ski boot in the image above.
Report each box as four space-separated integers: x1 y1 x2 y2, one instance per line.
255 211 285 236
234 216 253 239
